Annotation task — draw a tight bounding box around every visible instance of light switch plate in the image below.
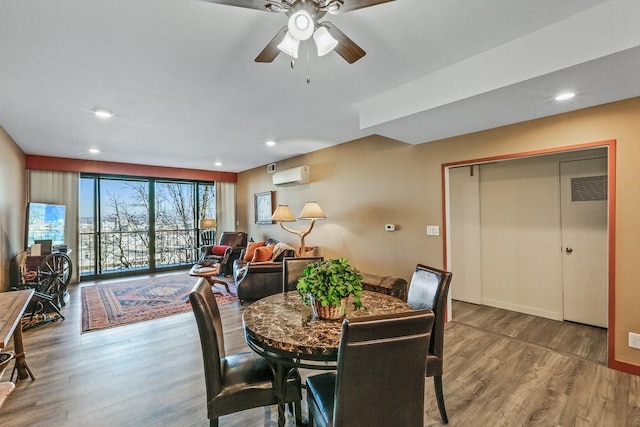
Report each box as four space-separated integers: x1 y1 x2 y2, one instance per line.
426 225 440 236
630 332 640 349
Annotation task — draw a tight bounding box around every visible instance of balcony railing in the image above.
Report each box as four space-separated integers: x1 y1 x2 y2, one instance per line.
79 228 199 276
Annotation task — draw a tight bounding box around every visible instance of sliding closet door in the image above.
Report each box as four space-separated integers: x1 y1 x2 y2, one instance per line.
479 156 564 320
448 149 608 323
449 165 482 304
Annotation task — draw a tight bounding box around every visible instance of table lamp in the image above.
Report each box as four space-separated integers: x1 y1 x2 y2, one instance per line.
271 202 326 256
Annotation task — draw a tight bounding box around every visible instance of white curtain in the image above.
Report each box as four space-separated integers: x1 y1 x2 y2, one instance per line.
216 181 236 233
27 170 79 283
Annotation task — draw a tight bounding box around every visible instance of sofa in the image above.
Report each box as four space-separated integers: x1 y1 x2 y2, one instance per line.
234 240 410 304
233 238 298 303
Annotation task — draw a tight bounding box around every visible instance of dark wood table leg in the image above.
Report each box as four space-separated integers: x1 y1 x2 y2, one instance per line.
11 320 35 382
272 362 288 427
205 277 231 294
269 361 304 427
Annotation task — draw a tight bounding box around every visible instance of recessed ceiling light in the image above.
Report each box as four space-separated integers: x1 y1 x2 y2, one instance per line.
92 108 114 118
88 148 101 154
554 92 575 101
214 161 222 167
265 140 276 146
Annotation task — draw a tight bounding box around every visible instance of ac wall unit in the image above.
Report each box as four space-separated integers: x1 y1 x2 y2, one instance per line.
272 166 310 187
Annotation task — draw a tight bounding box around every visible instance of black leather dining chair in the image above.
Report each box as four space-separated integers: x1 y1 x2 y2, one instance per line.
305 310 435 427
407 263 453 424
189 279 302 427
282 257 324 293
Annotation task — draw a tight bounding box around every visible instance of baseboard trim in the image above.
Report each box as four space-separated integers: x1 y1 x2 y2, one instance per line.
481 298 562 321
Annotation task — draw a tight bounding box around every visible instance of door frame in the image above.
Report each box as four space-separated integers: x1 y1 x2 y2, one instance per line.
441 139 619 370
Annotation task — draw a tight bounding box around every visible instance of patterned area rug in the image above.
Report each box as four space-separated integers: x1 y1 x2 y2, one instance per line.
81 274 237 332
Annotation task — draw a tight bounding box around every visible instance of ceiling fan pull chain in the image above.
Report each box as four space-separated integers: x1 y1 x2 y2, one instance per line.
306 41 311 84
290 59 295 69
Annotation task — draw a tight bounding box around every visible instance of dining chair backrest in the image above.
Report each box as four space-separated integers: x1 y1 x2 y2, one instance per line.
189 278 226 401
282 257 323 293
406 263 453 424
406 263 452 364
333 310 434 426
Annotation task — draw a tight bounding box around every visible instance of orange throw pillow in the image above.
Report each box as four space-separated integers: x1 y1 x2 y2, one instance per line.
244 241 266 261
252 245 274 262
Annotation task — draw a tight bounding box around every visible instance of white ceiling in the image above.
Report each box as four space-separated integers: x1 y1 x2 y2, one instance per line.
1 0 639 173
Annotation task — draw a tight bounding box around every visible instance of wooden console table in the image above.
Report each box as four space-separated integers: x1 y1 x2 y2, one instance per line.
0 290 36 387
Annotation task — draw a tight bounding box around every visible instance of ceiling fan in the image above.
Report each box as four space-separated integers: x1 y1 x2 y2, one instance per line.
202 0 396 64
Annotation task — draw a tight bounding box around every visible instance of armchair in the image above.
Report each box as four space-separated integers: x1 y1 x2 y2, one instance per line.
218 232 247 276
200 232 247 276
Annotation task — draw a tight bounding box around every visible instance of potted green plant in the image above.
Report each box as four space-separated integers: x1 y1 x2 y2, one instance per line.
297 258 364 320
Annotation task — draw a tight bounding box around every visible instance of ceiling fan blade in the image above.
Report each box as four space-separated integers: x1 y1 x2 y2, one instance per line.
200 0 280 12
255 26 287 63
323 22 365 64
337 0 396 13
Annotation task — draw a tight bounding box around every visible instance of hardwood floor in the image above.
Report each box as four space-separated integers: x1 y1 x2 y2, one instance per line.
450 300 608 366
0 275 638 426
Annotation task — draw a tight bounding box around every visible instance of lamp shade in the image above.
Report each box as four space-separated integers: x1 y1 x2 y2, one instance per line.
271 205 297 222
313 26 338 56
200 218 217 229
277 31 300 58
299 202 326 220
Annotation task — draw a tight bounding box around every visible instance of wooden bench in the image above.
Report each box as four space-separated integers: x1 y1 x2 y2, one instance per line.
361 272 409 302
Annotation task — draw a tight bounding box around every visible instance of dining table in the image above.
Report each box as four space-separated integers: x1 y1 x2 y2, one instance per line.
242 290 413 427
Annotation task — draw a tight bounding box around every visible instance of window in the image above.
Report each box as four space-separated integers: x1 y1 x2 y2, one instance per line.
80 174 215 279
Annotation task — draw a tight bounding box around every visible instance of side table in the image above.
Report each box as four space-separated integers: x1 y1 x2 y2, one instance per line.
189 264 231 294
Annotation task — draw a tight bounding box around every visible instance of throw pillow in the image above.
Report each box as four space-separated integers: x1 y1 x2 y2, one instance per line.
244 241 266 261
252 245 275 262
211 245 229 256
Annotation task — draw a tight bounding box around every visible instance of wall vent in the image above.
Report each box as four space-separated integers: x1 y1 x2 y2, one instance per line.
571 175 607 202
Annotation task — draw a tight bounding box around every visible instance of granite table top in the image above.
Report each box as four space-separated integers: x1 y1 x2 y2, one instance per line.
242 291 412 361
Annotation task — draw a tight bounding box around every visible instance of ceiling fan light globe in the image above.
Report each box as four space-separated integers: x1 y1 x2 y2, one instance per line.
313 26 338 56
288 9 314 40
277 31 300 58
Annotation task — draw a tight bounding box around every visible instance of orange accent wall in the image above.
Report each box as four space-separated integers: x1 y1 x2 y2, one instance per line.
25 155 237 182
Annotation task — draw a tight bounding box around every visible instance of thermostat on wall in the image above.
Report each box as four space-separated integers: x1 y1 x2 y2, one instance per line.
385 224 396 232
